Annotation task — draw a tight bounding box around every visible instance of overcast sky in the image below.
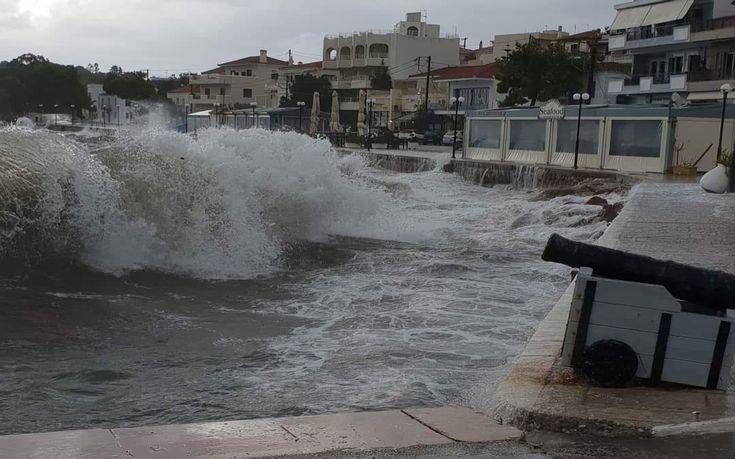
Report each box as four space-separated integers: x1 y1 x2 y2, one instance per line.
1 0 621 76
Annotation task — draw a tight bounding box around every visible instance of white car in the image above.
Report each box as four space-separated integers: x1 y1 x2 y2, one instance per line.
442 131 463 145
398 130 423 140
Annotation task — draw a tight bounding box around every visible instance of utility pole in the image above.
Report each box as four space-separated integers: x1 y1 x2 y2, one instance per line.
423 55 432 131
585 30 600 100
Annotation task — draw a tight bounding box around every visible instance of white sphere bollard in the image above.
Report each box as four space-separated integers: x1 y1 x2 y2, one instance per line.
700 164 730 194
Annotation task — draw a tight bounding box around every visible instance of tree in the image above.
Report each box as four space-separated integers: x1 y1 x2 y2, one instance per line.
496 41 587 107
151 74 190 100
370 65 392 90
109 65 123 75
103 71 157 100
280 74 332 110
0 54 91 121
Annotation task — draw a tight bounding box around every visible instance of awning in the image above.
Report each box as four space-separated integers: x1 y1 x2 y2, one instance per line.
687 91 726 101
611 6 649 30
641 0 694 27
610 0 694 30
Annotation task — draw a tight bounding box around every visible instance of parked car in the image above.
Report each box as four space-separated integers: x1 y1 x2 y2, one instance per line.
421 129 443 145
442 130 463 146
398 130 423 141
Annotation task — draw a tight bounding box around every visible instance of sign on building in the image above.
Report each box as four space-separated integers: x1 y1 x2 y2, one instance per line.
538 99 565 120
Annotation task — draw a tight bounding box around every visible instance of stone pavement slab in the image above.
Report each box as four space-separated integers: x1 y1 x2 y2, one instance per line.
493 182 735 437
0 406 522 458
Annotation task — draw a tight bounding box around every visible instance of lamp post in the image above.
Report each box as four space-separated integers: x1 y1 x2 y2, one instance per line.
116 105 120 127
717 84 733 191
297 101 306 132
54 103 59 126
572 92 591 170
366 98 375 152
70 104 75 125
450 96 465 159
250 102 257 128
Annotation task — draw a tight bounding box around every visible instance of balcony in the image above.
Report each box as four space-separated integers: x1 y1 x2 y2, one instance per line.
332 77 371 90
608 24 690 51
611 73 688 95
690 15 735 42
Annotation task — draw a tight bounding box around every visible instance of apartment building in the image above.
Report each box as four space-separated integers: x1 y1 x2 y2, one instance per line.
475 28 570 64
606 0 735 104
408 63 502 113
322 12 460 127
189 50 289 111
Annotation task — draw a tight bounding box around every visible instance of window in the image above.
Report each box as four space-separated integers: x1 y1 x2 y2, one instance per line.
243 88 252 98
570 43 579 54
219 87 225 96
204 87 211 96
368 43 389 59
556 120 599 155
246 69 253 76
668 55 683 74
469 120 502 149
407 26 419 36
509 120 546 151
609 120 662 157
231 71 238 76
355 45 365 59
340 46 351 60
271 73 278 80
326 48 337 61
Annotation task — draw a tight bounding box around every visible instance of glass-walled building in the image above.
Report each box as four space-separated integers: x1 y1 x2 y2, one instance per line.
464 103 735 173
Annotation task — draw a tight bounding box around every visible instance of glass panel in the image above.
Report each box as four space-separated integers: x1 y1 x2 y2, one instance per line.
469 120 502 149
556 120 599 155
509 120 546 151
609 120 662 157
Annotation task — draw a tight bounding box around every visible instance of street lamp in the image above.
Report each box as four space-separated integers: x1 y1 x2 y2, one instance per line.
572 92 591 170
366 98 376 152
718 84 734 191
450 96 465 159
296 101 306 132
250 102 257 128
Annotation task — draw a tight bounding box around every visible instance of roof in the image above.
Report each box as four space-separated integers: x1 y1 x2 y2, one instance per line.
168 84 200 94
281 60 323 70
559 29 602 42
409 63 498 81
202 67 224 75
218 55 289 67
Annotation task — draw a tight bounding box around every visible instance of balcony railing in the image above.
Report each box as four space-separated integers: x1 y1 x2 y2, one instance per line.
625 74 670 86
626 24 675 41
687 68 735 82
690 15 735 33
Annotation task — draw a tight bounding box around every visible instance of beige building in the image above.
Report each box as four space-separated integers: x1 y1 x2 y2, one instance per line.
189 50 289 111
475 27 570 63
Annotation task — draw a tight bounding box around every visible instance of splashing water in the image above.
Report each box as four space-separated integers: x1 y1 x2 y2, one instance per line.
0 126 412 278
0 125 617 435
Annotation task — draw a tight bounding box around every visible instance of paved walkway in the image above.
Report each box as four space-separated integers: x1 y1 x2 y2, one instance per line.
494 182 735 437
0 407 523 458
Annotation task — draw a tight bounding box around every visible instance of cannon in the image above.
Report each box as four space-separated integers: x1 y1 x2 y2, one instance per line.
543 234 734 390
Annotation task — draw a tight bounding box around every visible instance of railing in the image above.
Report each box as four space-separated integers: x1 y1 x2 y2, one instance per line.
625 74 670 86
690 15 735 33
626 24 674 41
687 68 735 82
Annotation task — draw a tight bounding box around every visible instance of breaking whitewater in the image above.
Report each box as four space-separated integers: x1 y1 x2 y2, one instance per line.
0 125 622 434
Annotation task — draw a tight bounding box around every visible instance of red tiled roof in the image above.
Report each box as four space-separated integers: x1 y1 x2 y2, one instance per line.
168 84 199 94
218 55 289 66
409 63 498 81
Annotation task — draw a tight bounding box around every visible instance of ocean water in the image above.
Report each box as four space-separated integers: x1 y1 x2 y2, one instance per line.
0 126 612 435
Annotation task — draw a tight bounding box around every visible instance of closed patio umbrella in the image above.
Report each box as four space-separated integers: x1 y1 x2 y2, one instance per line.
309 91 320 136
357 90 366 136
329 91 342 133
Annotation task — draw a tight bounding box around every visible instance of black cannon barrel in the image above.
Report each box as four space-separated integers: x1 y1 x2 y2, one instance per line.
542 234 735 312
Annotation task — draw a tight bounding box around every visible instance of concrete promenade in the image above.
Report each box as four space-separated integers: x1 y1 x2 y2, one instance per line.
494 181 735 438
0 407 524 458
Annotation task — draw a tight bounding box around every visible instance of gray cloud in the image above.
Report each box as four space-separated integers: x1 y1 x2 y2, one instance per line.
0 0 620 74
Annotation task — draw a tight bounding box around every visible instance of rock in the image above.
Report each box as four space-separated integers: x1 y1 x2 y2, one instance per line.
535 178 630 200
585 196 609 207
597 202 624 223
442 162 454 173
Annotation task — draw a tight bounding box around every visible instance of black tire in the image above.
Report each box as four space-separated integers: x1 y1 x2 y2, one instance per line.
581 340 639 388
